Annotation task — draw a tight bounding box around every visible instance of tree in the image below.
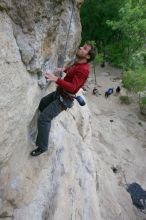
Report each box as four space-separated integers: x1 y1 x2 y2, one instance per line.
107 0 146 68
122 68 146 112
123 69 146 93
80 0 125 55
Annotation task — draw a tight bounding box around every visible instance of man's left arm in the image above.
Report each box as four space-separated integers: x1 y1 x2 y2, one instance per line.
56 71 86 93
45 71 88 94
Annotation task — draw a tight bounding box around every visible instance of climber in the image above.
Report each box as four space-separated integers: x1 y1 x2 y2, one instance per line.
92 87 98 96
116 86 121 94
30 43 96 156
105 88 114 98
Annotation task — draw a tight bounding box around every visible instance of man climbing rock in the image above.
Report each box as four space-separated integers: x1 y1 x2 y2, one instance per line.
31 44 96 156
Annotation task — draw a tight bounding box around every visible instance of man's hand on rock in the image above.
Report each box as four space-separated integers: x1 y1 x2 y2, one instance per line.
45 71 58 82
54 67 65 74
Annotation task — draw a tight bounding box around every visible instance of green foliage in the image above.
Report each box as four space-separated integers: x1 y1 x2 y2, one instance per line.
107 0 146 68
80 0 125 50
122 68 146 93
80 0 146 113
139 96 146 113
106 43 125 68
86 40 96 48
106 45 146 70
122 64 146 113
80 0 146 69
95 54 104 65
119 95 131 104
129 50 146 69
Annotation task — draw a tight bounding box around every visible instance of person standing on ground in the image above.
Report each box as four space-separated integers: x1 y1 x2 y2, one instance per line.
31 44 96 156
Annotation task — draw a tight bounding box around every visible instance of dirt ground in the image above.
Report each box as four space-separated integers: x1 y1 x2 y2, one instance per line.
85 65 146 219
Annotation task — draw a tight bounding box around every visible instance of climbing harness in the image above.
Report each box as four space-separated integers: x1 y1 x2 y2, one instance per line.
60 90 86 106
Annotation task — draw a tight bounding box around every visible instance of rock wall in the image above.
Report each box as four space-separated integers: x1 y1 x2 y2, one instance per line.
1 1 146 220
0 0 82 73
0 1 101 219
12 102 101 220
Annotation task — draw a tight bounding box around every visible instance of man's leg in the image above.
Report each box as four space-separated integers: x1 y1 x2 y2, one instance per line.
31 99 66 156
38 91 57 112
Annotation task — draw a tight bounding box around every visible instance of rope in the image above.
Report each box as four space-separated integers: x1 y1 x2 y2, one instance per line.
93 60 97 85
39 0 74 89
60 0 74 77
122 170 128 188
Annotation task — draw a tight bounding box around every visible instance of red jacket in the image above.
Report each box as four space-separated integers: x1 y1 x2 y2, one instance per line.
56 62 90 94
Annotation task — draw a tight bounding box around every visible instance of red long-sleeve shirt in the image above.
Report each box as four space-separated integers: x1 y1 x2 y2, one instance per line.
56 62 90 94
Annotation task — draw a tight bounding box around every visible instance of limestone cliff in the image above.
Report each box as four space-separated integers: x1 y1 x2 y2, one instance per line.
0 1 100 219
1 1 146 220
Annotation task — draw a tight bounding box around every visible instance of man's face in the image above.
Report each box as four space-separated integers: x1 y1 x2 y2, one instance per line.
76 44 91 60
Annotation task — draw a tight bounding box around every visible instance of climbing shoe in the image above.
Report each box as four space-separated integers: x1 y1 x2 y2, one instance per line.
30 147 47 156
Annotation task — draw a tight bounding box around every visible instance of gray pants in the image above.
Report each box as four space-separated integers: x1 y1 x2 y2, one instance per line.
36 91 73 150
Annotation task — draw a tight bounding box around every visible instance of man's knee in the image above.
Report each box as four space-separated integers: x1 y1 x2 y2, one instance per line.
38 111 52 124
38 97 46 112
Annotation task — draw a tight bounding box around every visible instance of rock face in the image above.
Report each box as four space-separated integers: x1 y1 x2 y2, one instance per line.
1 1 146 220
0 0 82 74
12 102 101 220
0 1 95 219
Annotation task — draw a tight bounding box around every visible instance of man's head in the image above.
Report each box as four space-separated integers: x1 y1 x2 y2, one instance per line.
76 44 96 63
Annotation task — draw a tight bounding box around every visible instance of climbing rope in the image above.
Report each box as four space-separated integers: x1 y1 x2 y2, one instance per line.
93 59 97 85
92 59 99 95
39 0 74 89
60 0 74 77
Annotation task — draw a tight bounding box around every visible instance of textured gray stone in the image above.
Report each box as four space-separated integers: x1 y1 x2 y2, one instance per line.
0 0 81 76
1 1 145 220
0 0 85 218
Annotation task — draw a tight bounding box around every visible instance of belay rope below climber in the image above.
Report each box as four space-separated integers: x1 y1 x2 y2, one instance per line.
93 59 97 85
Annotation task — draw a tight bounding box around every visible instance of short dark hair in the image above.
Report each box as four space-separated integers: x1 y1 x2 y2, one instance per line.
87 44 96 63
